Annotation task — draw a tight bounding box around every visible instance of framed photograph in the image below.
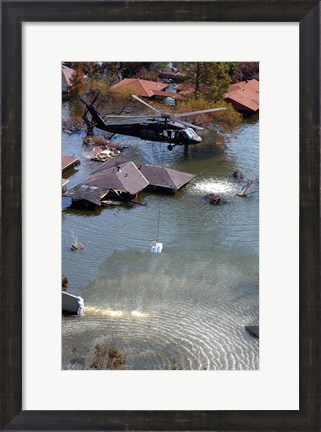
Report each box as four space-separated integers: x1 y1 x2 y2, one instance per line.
1 1 320 431
61 60 260 374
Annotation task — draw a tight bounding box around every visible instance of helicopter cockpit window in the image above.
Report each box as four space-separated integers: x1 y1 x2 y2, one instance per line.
185 128 197 139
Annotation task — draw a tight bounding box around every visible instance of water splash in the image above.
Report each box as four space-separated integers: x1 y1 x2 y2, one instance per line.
131 310 150 318
84 305 149 319
84 306 123 317
191 178 237 195
102 309 123 318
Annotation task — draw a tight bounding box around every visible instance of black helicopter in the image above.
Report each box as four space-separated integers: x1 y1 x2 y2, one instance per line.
80 94 226 151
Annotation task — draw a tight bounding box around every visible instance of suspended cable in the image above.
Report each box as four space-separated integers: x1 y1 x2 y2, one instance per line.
151 147 165 254
156 146 165 239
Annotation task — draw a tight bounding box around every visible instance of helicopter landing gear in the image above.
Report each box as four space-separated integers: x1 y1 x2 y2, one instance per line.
167 144 175 151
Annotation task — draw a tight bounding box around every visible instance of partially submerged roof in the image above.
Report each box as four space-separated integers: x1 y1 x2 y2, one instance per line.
93 160 195 191
62 155 80 172
138 164 195 191
64 184 110 206
64 159 195 205
86 161 149 195
224 79 259 112
111 78 179 99
64 160 149 205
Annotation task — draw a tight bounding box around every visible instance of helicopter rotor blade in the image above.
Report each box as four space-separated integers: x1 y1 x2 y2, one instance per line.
174 107 227 118
174 119 204 131
132 95 163 115
103 114 153 119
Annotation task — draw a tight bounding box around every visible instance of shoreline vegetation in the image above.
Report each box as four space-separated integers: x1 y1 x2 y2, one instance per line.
69 343 186 370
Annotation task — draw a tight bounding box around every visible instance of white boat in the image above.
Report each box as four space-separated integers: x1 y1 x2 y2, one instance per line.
62 291 84 315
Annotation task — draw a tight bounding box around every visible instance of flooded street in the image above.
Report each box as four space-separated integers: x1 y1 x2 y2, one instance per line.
62 101 259 370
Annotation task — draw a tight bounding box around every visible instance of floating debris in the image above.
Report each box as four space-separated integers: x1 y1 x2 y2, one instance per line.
83 135 110 146
69 230 85 251
205 193 227 205
232 169 243 180
62 275 68 292
236 177 259 197
71 242 78 251
62 116 84 133
71 242 84 251
91 148 121 162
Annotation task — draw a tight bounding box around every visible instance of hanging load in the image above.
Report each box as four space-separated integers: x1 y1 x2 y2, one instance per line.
151 240 163 254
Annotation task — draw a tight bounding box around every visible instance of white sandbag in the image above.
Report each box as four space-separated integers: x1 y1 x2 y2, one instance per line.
151 240 163 254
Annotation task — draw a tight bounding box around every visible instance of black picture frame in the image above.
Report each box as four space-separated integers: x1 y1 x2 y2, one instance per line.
1 1 320 430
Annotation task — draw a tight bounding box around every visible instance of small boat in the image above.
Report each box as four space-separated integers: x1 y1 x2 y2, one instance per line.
62 291 84 315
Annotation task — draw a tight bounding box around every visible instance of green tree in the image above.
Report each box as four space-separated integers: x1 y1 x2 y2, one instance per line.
230 62 259 83
181 62 232 101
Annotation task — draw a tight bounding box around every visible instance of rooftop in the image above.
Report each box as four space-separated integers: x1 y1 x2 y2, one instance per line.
138 163 195 191
64 160 149 205
64 159 195 205
111 78 179 99
62 155 80 172
224 79 259 112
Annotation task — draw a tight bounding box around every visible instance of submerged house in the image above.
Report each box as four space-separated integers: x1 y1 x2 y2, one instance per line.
138 164 195 194
64 159 195 207
63 161 149 207
224 79 259 113
61 155 80 191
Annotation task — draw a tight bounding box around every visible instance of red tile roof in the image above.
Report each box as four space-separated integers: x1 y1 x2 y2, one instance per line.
111 78 169 98
224 79 259 112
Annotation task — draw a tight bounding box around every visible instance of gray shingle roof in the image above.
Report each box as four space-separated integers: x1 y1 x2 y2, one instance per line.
63 159 195 205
